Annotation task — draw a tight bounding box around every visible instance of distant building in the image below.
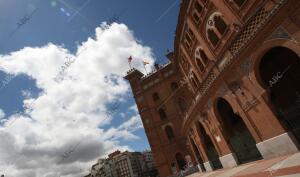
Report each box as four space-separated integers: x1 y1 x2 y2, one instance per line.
113 151 144 177
86 150 157 177
143 150 155 170
142 150 158 177
89 158 114 177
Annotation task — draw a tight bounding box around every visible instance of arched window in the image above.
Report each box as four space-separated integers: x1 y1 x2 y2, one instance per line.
159 108 167 120
214 16 227 35
171 82 179 91
195 47 210 72
206 12 228 47
152 92 160 101
165 125 175 140
178 98 187 112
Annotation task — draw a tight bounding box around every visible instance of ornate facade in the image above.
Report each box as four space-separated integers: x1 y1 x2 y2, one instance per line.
125 0 300 176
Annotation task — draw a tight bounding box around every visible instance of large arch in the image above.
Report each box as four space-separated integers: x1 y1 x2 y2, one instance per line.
258 46 300 142
216 98 262 164
196 121 222 170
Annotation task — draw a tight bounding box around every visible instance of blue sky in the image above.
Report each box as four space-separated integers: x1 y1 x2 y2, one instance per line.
0 0 180 176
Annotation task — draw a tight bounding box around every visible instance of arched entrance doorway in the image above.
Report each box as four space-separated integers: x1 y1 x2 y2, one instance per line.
217 98 262 164
189 136 206 171
259 46 300 142
175 153 186 170
196 122 222 170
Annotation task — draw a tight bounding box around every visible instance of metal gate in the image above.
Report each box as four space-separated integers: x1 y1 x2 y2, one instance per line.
229 130 262 164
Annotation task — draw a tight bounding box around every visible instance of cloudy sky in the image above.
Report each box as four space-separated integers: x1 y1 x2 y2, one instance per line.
0 0 180 176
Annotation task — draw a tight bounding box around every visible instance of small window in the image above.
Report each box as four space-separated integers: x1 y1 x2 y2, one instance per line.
192 12 200 24
165 126 175 140
184 27 195 50
195 1 203 14
152 93 160 101
171 82 179 91
159 108 167 120
187 28 195 39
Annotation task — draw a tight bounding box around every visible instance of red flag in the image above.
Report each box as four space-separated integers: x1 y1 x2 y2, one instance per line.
128 56 133 63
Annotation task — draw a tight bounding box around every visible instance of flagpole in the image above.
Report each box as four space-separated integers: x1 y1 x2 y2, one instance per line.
128 56 132 70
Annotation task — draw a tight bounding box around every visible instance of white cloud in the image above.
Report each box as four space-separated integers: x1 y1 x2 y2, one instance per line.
103 115 143 141
0 23 153 177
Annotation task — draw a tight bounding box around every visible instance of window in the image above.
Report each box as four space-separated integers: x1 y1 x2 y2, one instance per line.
152 92 160 101
206 12 228 47
171 82 179 91
178 98 187 112
195 1 203 14
192 12 200 24
183 26 195 50
188 71 200 89
195 47 209 72
214 16 227 35
159 108 167 120
165 126 175 140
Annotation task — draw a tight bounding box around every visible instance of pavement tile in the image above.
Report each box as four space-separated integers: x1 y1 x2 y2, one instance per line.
234 155 289 176
215 164 254 177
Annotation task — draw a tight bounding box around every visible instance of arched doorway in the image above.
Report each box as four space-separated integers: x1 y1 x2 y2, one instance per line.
217 98 262 164
189 136 206 171
175 153 186 170
196 122 222 170
259 46 300 142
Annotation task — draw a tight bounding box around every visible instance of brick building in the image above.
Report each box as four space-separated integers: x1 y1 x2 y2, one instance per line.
125 0 300 176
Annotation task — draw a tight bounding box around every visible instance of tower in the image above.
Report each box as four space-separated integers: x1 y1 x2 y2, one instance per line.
125 57 193 177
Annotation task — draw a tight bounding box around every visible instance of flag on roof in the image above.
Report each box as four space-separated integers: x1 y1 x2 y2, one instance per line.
143 60 149 66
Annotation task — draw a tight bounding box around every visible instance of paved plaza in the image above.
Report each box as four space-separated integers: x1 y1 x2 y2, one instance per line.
187 152 300 177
